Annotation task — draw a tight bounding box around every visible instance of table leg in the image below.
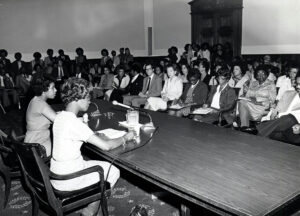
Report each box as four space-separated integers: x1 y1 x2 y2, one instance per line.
180 203 191 216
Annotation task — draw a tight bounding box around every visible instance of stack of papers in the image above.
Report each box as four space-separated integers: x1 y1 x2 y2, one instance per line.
97 128 126 139
192 108 213 115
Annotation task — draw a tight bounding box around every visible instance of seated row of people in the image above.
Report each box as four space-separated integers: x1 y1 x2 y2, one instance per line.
107 61 299 145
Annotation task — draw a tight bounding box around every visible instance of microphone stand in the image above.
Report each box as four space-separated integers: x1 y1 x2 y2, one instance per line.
112 101 156 133
138 109 156 133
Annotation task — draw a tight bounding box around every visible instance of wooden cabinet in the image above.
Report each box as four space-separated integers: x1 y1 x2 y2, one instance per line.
189 0 243 56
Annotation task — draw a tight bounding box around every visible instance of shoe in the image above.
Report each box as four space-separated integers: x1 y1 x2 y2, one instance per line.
240 126 258 135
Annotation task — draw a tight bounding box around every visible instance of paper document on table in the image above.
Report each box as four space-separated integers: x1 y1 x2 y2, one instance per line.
192 107 213 115
97 128 126 139
169 104 183 110
169 103 196 110
238 96 251 102
119 121 143 128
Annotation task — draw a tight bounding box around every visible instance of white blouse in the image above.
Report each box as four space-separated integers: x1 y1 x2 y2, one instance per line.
161 76 183 100
276 75 295 100
113 74 130 89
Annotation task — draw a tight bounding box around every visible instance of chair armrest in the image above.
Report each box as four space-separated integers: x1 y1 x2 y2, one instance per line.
50 165 104 181
15 135 25 141
43 156 51 166
0 145 13 153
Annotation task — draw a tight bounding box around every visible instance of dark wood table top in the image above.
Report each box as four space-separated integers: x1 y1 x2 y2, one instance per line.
85 100 300 216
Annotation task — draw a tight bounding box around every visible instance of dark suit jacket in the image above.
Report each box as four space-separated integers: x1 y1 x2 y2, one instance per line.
205 84 237 123
126 74 144 96
52 66 69 79
10 60 26 81
206 84 237 112
76 72 90 81
180 81 208 107
141 74 162 97
57 55 71 64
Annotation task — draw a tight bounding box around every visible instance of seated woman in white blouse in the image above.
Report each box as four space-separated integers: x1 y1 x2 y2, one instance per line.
276 63 299 101
50 78 134 216
145 64 183 111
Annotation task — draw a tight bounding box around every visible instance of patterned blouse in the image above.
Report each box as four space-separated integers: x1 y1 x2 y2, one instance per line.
246 79 276 108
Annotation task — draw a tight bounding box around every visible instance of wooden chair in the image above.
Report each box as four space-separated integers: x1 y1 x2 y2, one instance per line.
217 88 241 127
0 129 23 209
12 141 109 216
0 91 6 114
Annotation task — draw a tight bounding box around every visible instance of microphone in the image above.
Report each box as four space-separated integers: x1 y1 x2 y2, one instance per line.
112 100 133 110
112 101 156 133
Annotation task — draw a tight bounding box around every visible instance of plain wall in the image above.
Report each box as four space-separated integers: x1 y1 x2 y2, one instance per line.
153 0 191 55
242 0 300 54
0 0 191 60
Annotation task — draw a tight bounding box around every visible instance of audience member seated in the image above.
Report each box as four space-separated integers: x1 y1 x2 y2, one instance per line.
228 63 251 96
57 49 71 75
124 48 134 65
89 63 101 86
193 68 236 124
194 58 212 86
75 47 88 70
180 43 193 65
123 63 162 108
57 49 71 64
52 59 69 82
24 76 57 156
44 48 56 73
111 50 120 68
50 77 134 216
154 65 165 81
146 64 183 111
199 42 211 62
118 47 126 65
178 63 190 84
276 63 299 101
0 49 11 73
75 65 90 81
168 46 179 64
31 64 44 84
257 73 300 145
237 65 276 130
107 65 130 101
121 63 144 102
16 67 32 95
100 48 111 67
10 52 26 82
31 52 44 70
0 68 19 109
168 69 208 117
93 65 114 99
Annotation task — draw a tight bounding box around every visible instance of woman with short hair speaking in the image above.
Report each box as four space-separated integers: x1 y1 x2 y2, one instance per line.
50 77 134 216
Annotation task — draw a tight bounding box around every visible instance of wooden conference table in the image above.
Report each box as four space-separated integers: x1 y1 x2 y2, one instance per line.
84 100 300 216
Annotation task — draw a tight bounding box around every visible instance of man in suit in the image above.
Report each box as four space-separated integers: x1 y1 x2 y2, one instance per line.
125 64 144 96
52 60 69 82
10 52 26 82
257 74 300 145
123 63 162 107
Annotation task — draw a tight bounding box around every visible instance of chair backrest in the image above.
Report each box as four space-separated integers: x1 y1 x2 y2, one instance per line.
12 141 60 214
0 130 17 168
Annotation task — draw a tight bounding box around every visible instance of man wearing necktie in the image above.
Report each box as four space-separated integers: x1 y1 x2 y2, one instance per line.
123 63 162 108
